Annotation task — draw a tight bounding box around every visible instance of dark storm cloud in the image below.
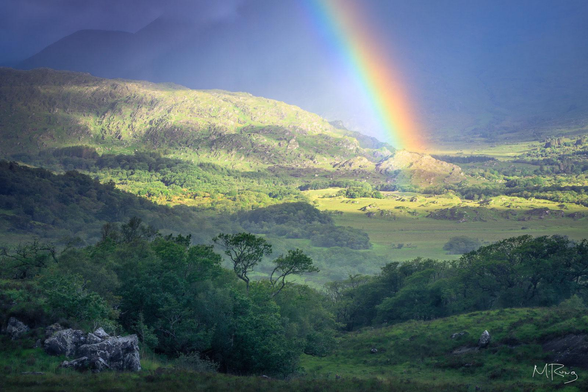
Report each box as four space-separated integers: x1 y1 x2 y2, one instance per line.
0 0 245 64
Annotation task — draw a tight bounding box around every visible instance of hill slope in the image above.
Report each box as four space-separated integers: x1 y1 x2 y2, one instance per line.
0 68 462 186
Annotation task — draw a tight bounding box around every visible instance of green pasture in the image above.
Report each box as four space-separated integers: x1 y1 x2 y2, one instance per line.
306 189 588 260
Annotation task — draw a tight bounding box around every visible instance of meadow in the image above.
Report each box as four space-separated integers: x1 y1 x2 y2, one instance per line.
306 189 588 261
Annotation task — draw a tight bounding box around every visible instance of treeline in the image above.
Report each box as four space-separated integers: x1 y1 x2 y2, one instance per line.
238 202 371 250
328 235 588 330
422 182 588 207
0 219 334 377
299 180 415 193
13 149 305 212
3 229 587 375
0 160 206 243
0 161 379 280
431 155 497 164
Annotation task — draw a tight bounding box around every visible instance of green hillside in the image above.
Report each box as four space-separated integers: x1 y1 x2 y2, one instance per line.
301 306 588 391
3 68 588 392
0 67 371 166
0 68 465 185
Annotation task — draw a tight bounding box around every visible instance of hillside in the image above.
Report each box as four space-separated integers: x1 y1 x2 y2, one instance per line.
0 68 361 165
0 68 462 184
301 306 588 390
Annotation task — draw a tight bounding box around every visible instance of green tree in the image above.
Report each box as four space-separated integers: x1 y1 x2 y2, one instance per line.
269 249 319 296
443 236 482 254
0 240 57 280
213 233 272 293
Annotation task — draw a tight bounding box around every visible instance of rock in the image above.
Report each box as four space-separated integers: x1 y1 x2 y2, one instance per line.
45 323 63 338
44 326 140 372
86 333 102 345
77 335 141 372
44 328 87 357
61 356 110 372
478 330 491 348
370 348 378 354
6 317 30 340
543 334 588 369
451 331 468 339
93 327 110 339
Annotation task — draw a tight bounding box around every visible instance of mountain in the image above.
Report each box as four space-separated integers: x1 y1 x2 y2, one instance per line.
0 68 461 188
18 30 135 77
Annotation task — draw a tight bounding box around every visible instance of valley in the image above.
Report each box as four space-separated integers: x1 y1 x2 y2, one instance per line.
1 68 588 391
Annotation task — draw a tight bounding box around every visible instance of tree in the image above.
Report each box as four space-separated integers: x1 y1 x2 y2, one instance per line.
213 233 272 293
269 249 319 296
0 240 57 279
443 236 482 254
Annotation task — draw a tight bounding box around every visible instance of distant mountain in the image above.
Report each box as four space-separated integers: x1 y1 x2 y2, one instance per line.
0 68 461 187
18 30 135 77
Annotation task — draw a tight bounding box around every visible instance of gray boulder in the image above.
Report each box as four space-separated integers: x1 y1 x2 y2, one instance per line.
60 356 111 372
45 323 63 338
478 330 491 348
76 335 141 372
44 325 140 372
44 328 87 357
543 334 588 369
5 317 30 340
86 333 103 345
93 327 110 339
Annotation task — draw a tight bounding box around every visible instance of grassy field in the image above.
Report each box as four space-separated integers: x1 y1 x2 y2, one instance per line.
306 189 588 261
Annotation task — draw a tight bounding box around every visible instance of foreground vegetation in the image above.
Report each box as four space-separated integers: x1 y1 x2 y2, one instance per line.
2 224 588 390
2 306 587 391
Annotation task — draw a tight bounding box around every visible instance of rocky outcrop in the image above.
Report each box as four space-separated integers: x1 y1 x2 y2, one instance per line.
5 317 30 340
94 327 109 339
44 327 141 372
543 334 588 369
44 328 87 357
478 330 491 348
45 323 63 339
376 150 464 187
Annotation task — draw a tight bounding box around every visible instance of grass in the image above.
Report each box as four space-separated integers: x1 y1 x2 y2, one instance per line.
305 189 588 261
300 307 588 391
3 307 587 391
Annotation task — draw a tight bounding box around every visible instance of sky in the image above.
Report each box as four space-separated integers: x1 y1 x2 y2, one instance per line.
1 0 588 146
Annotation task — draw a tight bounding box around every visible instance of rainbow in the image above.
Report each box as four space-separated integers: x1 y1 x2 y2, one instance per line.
303 0 423 151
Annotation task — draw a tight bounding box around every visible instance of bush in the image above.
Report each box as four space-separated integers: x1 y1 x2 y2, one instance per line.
175 353 219 373
443 236 481 254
